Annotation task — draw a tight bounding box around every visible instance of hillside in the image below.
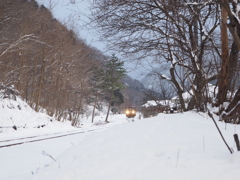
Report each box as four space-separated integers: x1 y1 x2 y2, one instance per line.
0 81 239 180
122 76 146 107
0 86 76 137
0 0 140 123
0 0 98 121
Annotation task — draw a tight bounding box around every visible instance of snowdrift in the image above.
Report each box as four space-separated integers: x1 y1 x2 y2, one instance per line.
30 112 240 180
0 89 75 135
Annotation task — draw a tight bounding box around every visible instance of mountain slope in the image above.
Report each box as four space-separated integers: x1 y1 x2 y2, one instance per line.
0 87 75 135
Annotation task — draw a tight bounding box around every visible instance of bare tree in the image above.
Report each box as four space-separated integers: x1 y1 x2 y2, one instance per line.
88 0 220 111
0 0 105 125
215 0 240 123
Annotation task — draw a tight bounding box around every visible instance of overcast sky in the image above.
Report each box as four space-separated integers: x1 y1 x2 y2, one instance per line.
35 0 147 80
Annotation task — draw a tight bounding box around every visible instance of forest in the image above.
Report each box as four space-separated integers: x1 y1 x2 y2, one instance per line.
0 0 147 125
88 0 240 124
1 0 240 125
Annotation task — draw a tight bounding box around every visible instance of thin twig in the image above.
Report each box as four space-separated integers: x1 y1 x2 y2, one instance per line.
207 111 233 154
42 150 56 162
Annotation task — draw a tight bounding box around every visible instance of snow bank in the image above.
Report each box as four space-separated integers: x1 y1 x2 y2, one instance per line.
30 111 240 180
142 100 174 108
0 91 75 136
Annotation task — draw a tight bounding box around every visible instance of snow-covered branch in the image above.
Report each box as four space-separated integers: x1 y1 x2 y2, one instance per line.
0 34 52 58
160 74 171 81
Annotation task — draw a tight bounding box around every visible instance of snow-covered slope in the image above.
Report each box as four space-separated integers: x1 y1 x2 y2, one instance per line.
0 90 75 136
0 96 50 128
30 112 240 180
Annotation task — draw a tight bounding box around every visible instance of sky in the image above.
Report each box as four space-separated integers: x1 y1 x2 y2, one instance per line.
35 0 146 80
35 1 97 47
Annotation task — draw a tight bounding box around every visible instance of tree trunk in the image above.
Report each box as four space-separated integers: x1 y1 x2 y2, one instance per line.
169 66 186 111
105 91 113 122
187 96 196 111
92 94 98 123
222 88 240 124
217 6 229 106
228 42 239 91
35 59 45 112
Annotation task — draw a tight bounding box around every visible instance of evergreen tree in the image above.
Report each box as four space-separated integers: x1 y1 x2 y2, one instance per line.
112 89 124 106
103 54 126 122
89 66 105 123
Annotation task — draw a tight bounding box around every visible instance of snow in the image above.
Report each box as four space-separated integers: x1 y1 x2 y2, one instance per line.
161 73 171 81
171 51 177 65
0 92 127 180
0 92 240 180
171 84 219 103
27 112 240 180
142 100 174 108
0 93 76 137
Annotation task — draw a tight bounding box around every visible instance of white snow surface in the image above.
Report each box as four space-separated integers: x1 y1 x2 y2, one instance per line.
0 94 76 137
29 112 240 180
142 100 174 107
0 95 239 180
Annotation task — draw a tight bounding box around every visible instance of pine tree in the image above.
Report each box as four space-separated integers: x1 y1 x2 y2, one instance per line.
89 54 126 123
89 66 105 123
103 54 126 122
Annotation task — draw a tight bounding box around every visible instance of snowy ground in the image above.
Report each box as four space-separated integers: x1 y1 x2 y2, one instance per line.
0 113 128 180
1 111 239 180
27 112 240 180
0 95 240 180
